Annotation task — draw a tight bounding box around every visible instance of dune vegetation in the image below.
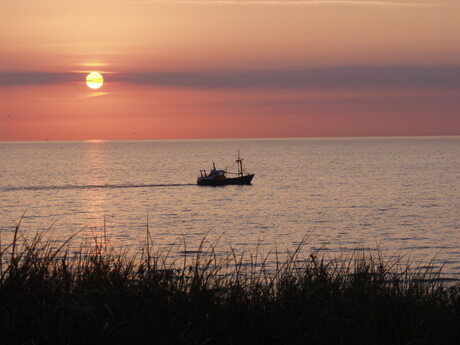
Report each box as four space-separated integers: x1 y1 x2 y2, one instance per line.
1 223 460 345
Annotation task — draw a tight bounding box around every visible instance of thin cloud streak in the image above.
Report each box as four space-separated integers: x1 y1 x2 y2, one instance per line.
129 0 441 7
114 66 460 90
0 72 80 87
2 66 460 90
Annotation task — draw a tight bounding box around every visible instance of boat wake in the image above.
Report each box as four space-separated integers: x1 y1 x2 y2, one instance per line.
2 183 196 192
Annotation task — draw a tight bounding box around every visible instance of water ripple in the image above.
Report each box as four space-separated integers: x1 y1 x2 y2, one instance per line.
1 183 196 192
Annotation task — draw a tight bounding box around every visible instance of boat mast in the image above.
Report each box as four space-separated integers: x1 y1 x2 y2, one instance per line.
236 150 243 177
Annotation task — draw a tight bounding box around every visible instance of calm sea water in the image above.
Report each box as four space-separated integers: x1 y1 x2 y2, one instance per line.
1 137 459 272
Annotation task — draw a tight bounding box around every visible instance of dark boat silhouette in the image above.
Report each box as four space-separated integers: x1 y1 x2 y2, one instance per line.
197 152 254 186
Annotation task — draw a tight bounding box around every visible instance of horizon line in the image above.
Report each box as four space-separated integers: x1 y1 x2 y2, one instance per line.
1 134 459 144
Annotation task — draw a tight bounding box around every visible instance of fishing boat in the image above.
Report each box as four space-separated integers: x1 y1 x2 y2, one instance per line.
197 152 255 186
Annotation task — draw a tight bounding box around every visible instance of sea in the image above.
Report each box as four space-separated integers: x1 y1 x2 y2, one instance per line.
1 137 459 273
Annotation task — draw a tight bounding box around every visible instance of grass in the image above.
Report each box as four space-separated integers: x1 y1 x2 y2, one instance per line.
1 224 460 345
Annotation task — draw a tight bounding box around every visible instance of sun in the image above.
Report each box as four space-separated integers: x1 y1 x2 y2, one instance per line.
86 72 104 89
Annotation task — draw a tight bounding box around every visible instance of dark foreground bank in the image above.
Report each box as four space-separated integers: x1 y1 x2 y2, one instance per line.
1 229 460 345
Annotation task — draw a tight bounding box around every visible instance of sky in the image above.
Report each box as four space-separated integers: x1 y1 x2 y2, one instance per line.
1 0 459 140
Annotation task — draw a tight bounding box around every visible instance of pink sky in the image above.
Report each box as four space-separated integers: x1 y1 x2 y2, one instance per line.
1 0 459 140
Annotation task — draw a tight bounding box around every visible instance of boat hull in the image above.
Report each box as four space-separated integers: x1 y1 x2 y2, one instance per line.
197 174 254 186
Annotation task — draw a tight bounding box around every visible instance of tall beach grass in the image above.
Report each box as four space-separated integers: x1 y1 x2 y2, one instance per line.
1 222 460 345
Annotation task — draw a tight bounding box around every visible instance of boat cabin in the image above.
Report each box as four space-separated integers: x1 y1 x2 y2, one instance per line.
200 163 226 180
